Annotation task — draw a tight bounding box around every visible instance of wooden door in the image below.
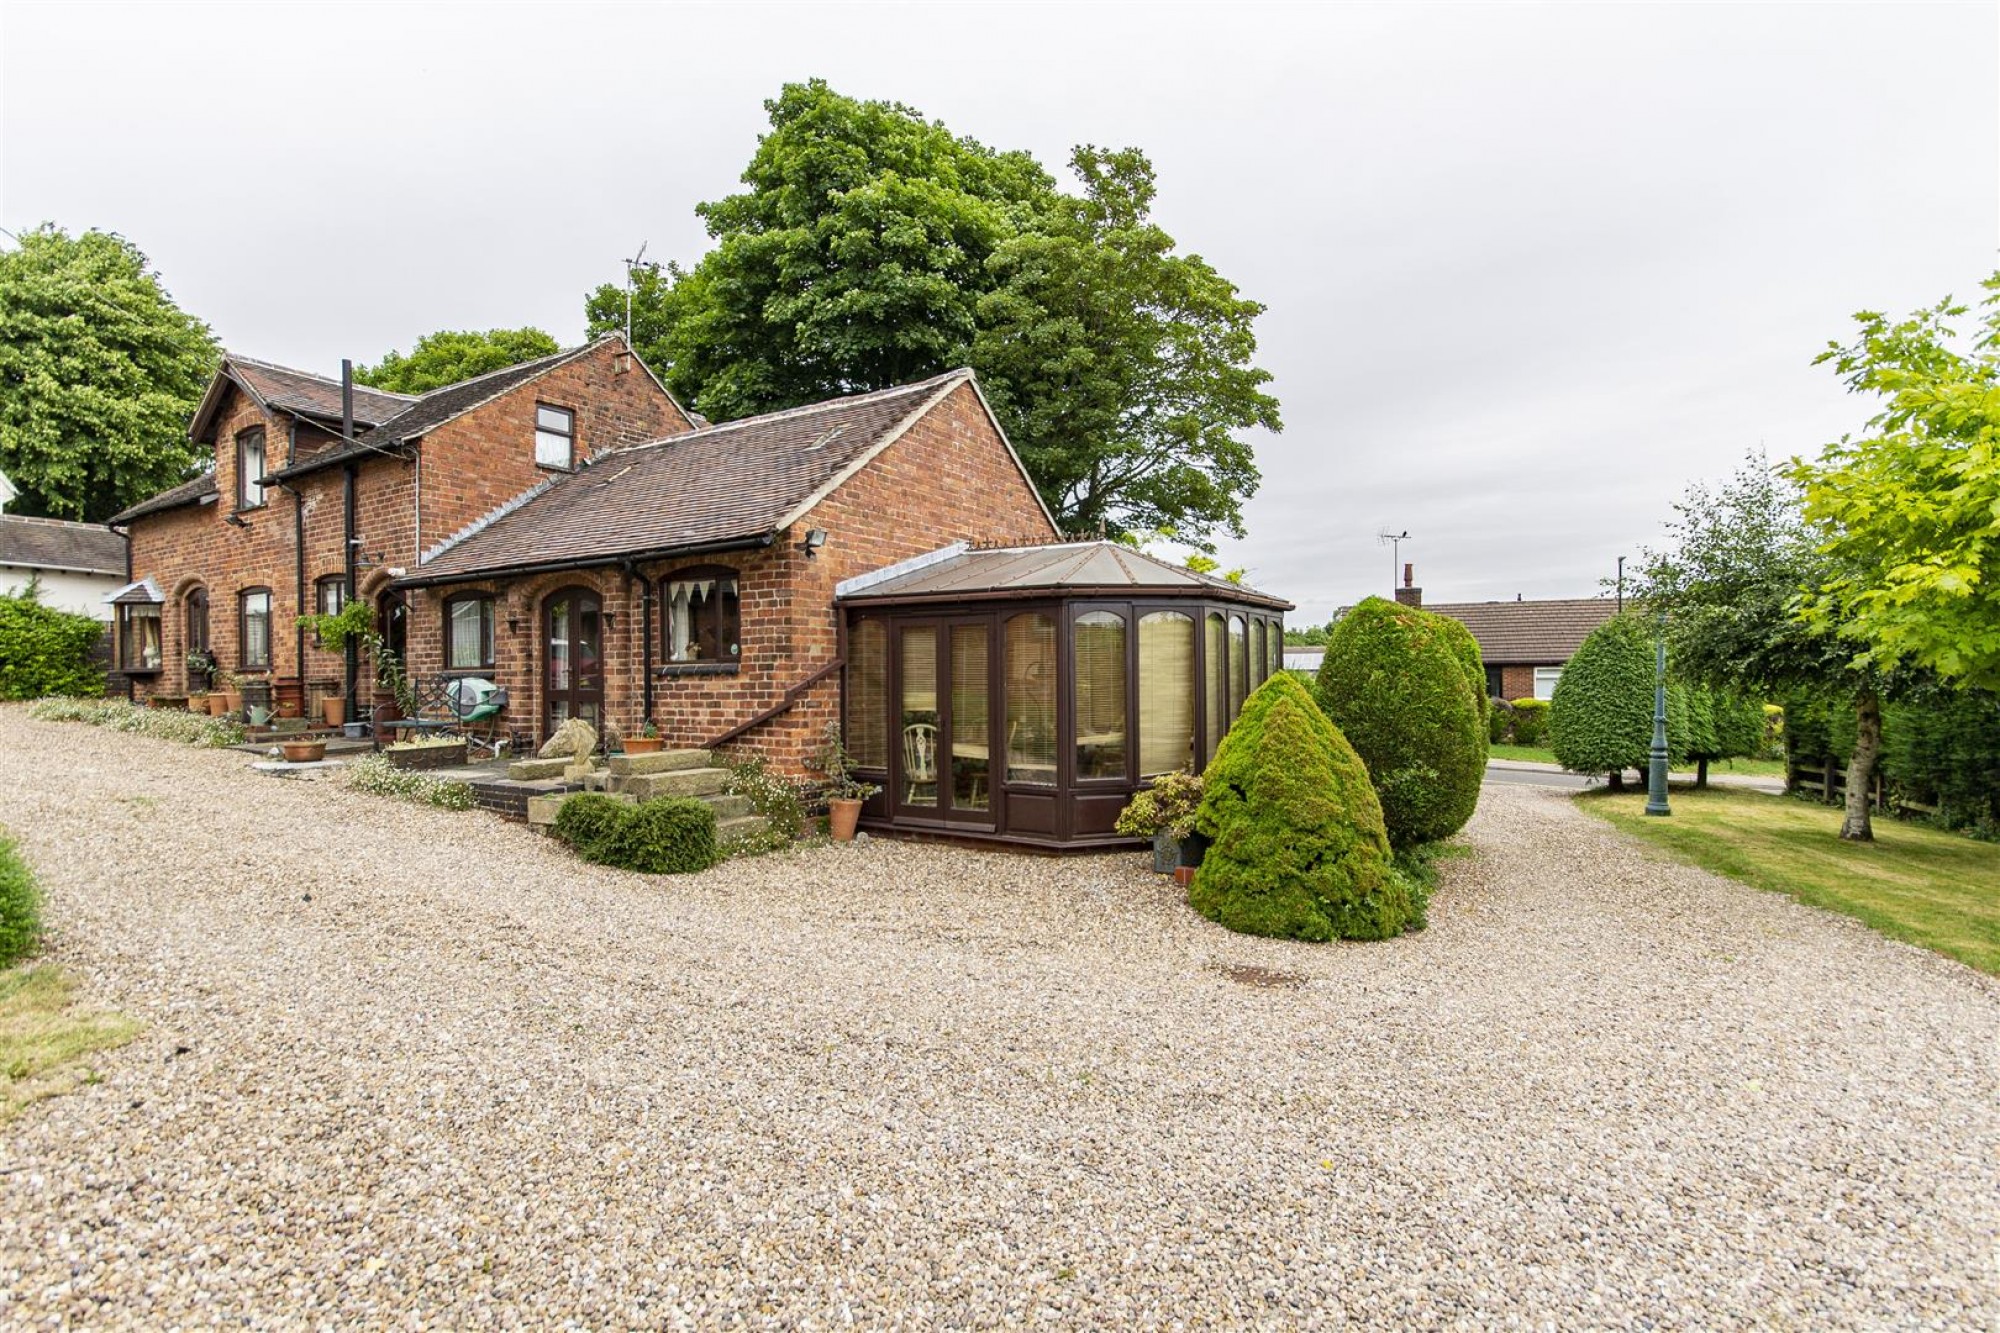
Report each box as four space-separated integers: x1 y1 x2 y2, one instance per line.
545 587 604 737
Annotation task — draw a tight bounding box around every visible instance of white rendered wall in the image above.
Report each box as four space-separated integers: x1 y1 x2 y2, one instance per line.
0 565 122 619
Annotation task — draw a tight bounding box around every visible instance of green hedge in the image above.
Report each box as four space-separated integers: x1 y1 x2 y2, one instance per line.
1190 672 1413 941
551 793 718 874
1508 698 1550 746
1315 597 1486 848
0 590 105 700
0 830 41 967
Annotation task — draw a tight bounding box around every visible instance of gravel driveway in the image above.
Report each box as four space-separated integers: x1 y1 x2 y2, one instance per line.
2 707 1995 1327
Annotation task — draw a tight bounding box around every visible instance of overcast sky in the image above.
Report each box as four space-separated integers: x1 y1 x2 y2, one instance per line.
3 2 1995 622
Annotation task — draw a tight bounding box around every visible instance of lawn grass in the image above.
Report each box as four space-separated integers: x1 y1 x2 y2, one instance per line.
1490 743 1557 765
1 965 141 1121
1584 786 2000 975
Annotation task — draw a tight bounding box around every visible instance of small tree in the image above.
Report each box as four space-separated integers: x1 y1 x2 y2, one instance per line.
1189 673 1412 942
1548 615 1657 789
354 327 561 394
1314 597 1486 847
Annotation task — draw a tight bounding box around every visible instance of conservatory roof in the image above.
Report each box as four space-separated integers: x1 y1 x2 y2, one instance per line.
837 541 1292 611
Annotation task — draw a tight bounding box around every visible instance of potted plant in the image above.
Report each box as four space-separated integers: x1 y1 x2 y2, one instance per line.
321 693 346 728
623 720 664 754
186 689 209 713
385 735 468 770
807 720 880 842
214 669 243 717
280 738 327 763
1114 769 1206 874
186 649 216 695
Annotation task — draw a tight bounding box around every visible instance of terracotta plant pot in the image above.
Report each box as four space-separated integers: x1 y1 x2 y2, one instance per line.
186 696 209 713
622 736 664 754
280 740 327 764
220 691 243 716
207 693 231 716
828 798 863 842
321 696 346 728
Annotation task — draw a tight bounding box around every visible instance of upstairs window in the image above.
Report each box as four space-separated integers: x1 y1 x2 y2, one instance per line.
535 404 575 469
445 593 495 671
239 588 272 670
664 568 739 666
316 576 345 617
236 428 267 509
117 602 163 673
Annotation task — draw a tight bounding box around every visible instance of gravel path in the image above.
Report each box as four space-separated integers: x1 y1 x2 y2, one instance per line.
2 706 1995 1327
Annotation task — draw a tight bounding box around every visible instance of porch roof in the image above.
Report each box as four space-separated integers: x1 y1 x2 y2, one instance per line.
836 541 1293 611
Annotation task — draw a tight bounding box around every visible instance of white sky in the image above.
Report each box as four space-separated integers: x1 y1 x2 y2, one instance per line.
3 1 1995 623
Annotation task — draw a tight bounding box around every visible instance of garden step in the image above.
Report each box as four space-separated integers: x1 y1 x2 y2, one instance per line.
526 791 635 826
610 767 729 800
508 757 574 781
608 749 711 776
700 793 754 821
717 814 771 842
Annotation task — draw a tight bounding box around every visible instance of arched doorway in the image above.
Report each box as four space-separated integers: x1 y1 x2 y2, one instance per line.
184 587 211 690
544 586 603 737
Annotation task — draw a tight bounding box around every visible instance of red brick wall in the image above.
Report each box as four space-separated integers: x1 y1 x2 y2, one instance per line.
417 342 692 554
401 380 1059 771
122 342 687 715
1499 663 1556 701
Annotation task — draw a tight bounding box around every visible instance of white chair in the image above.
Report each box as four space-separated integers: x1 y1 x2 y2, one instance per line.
903 722 937 803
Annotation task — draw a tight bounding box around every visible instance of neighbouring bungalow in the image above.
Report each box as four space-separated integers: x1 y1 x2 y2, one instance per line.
1387 565 1616 700
0 512 128 620
110 346 1290 848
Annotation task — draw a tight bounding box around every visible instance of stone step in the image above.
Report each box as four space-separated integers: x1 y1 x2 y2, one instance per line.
609 767 729 800
701 793 754 821
526 790 635 826
508 757 574 781
608 749 712 776
717 814 771 843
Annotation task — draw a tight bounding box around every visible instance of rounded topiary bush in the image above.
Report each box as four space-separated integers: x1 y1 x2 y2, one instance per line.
1431 613 1491 729
1189 672 1411 942
551 792 630 863
1508 698 1550 746
1548 614 1655 787
1314 597 1486 848
551 793 717 874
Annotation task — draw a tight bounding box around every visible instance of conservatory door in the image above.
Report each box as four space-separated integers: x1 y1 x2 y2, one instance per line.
545 588 604 737
891 619 996 828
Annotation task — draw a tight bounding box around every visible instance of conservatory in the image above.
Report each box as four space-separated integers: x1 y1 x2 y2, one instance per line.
836 541 1292 849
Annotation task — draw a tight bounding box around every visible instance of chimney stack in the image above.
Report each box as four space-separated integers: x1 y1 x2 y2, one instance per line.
1394 562 1423 608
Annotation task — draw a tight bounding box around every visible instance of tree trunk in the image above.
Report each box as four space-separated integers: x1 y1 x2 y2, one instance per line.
1841 689 1882 842
1607 770 1625 792
1696 756 1709 789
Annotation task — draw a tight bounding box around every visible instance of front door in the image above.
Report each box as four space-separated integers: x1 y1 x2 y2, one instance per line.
545 587 604 737
891 619 997 828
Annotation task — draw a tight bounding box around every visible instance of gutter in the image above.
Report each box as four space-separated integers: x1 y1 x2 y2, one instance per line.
394 533 776 591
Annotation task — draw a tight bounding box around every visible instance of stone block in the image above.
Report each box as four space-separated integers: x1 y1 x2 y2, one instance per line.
612 767 728 800
508 757 572 781
608 748 712 776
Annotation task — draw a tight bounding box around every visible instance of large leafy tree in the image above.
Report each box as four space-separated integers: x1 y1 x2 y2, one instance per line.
0 224 218 522
1635 453 1887 839
971 147 1277 538
354 327 560 394
1789 275 2000 692
586 81 1279 544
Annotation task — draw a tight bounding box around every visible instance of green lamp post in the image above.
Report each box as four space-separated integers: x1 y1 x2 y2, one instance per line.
1645 613 1672 817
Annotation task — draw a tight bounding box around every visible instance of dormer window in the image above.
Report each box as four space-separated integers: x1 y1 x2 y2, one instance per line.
535 404 575 469
236 428 267 509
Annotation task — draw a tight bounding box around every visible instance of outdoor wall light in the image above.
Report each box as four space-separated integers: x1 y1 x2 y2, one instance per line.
800 528 829 558
224 513 249 529
507 616 521 634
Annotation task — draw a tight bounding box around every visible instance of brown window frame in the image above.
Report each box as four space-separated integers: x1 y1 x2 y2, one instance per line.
534 403 576 471
443 592 496 672
238 587 273 671
236 427 268 510
659 565 741 674
117 602 164 674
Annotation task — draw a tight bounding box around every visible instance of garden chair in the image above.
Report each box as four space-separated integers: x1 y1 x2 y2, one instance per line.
903 722 937 803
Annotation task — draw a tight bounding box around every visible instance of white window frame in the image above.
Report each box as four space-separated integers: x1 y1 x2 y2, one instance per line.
237 429 267 509
1533 666 1563 701
534 404 575 469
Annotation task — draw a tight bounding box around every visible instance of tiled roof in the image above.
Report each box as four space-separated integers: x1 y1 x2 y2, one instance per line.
106 473 218 526
0 514 128 576
273 341 609 478
229 356 415 426
409 370 975 583
1425 597 1619 664
839 541 1292 610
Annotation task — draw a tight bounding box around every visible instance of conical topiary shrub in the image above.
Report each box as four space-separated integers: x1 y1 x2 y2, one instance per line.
1548 614 1656 789
1189 672 1413 942
1314 597 1487 848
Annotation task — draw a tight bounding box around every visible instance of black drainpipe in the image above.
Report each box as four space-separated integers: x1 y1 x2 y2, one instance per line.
340 361 358 724
623 558 655 721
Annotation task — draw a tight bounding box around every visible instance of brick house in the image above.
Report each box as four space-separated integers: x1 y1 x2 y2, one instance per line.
1387 569 1617 701
109 336 693 720
113 353 1291 846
